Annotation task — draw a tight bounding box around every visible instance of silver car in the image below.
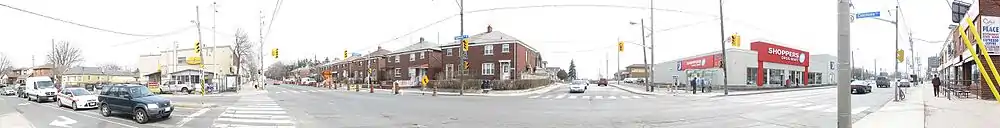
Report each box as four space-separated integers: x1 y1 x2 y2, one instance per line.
569 80 588 93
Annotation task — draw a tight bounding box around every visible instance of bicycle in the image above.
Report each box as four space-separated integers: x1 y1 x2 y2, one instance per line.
895 83 906 101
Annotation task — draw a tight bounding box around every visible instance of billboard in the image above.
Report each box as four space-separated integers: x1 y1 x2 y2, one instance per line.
981 16 1000 54
751 41 810 66
680 54 722 70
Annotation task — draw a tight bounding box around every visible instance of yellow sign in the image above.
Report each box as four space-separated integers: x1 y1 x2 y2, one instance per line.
896 50 905 63
731 33 741 47
185 56 203 65
343 50 348 59
271 48 279 59
156 63 162 72
421 75 429 86
194 41 201 54
463 61 470 69
461 39 470 51
617 41 624 52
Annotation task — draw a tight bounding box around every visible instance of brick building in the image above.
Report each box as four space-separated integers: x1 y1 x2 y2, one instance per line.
440 25 542 80
938 0 1000 99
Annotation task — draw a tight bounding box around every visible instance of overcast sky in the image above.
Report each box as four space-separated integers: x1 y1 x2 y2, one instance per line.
0 0 953 79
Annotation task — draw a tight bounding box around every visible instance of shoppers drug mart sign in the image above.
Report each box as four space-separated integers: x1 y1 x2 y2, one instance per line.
981 16 1000 54
680 54 721 70
750 41 810 66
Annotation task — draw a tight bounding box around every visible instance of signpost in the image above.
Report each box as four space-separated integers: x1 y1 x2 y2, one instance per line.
854 11 880 19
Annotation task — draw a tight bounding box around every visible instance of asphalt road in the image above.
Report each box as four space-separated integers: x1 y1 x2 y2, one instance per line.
0 83 904 128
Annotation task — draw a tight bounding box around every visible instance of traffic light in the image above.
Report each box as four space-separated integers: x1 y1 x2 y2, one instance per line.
194 41 201 54
731 33 741 47
617 41 624 52
271 48 279 59
343 50 348 59
461 39 470 51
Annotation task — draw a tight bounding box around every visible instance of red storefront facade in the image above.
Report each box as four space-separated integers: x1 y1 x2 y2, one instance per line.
750 41 811 87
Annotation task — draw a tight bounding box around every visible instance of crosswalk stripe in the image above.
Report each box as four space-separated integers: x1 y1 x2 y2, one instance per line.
821 107 837 113
852 107 870 114
790 102 812 107
216 118 294 124
541 95 553 99
595 96 604 99
226 107 283 111
802 104 829 111
568 96 578 99
643 95 655 98
528 95 540 99
632 96 642 99
581 96 591 99
219 113 291 119
555 95 567 99
765 101 798 107
608 96 617 99
621 96 631 99
226 110 287 115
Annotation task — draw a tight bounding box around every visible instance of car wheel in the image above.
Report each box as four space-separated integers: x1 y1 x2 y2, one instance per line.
71 102 78 111
181 88 190 94
134 108 149 124
34 96 41 103
99 104 111 117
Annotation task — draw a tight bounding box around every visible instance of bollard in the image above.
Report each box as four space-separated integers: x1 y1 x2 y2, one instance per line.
432 86 437 96
369 84 374 93
393 83 400 95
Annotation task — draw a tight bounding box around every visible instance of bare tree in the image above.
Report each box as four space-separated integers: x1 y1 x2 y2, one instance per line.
47 40 85 84
99 63 124 72
0 52 12 75
234 28 259 85
265 62 289 80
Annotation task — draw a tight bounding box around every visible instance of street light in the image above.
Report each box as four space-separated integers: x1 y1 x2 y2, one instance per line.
629 20 653 92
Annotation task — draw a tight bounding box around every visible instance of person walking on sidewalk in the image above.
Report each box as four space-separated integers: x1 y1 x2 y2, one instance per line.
932 75 942 97
690 77 698 94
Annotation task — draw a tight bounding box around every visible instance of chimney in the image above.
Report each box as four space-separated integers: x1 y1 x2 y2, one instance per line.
419 37 425 43
487 25 493 33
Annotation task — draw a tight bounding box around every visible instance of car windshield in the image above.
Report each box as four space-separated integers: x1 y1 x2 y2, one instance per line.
69 89 92 95
35 81 55 89
129 86 155 98
572 80 588 85
850 81 867 85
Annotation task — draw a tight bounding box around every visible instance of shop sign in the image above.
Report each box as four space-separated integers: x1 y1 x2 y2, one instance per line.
681 54 721 70
751 41 810 66
981 16 1000 54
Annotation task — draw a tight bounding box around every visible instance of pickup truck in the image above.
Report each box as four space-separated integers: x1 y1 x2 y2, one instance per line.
158 80 196 94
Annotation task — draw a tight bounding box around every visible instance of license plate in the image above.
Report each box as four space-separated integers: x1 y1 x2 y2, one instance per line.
165 107 171 111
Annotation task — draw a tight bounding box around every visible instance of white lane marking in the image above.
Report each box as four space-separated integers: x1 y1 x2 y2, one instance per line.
790 102 812 107
49 116 77 128
632 96 643 99
643 95 656 98
226 110 287 114
274 92 283 94
822 107 837 113
215 118 294 124
765 101 798 107
27 102 139 128
608 96 617 99
541 95 553 99
802 104 830 111
851 107 870 114
568 96 578 99
581 96 591 99
555 95 567 99
175 108 211 127
528 95 540 99
219 113 291 119
213 124 296 128
595 96 604 99
227 107 284 111
621 96 631 99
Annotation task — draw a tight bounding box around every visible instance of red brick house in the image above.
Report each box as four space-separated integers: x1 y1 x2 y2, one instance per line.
440 26 541 80
384 37 444 86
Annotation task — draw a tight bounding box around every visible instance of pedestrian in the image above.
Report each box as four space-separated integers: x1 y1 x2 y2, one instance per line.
699 77 706 93
932 75 942 97
690 77 698 94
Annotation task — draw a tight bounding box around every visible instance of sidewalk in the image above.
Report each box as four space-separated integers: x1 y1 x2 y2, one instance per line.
336 83 566 96
610 82 835 97
158 83 268 98
854 83 1000 128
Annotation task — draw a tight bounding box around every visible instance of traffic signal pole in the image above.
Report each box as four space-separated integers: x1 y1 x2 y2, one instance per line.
718 0 728 96
837 0 852 127
196 6 206 96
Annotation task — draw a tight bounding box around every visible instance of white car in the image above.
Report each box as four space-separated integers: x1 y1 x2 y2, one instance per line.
569 80 589 93
56 88 99 110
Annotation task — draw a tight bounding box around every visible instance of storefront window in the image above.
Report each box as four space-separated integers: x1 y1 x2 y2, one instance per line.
768 69 785 85
746 68 757 85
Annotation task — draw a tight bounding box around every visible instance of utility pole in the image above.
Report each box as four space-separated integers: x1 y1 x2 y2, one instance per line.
648 0 656 92
837 0 852 127
259 10 265 90
639 19 648 92
893 0 900 102
212 2 219 90
458 0 465 96
196 6 207 96
718 0 729 95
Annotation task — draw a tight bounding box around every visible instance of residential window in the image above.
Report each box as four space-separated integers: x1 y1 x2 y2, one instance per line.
177 57 186 64
395 55 400 63
419 52 425 59
446 64 454 79
410 53 415 61
484 45 494 55
482 63 495 75
394 68 401 77
502 44 510 53
447 49 453 56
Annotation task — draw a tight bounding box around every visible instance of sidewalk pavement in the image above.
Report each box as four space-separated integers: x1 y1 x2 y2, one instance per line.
854 83 1000 128
0 112 33 128
611 83 835 97
158 83 268 98
346 83 566 96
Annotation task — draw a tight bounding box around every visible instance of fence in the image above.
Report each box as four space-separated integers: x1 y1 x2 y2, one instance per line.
942 79 990 99
425 79 553 92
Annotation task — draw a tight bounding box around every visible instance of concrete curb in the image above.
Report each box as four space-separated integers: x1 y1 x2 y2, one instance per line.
172 102 219 108
709 85 836 97
369 83 565 97
609 84 666 96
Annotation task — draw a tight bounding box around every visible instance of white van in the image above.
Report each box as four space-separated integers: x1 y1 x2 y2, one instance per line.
25 76 58 102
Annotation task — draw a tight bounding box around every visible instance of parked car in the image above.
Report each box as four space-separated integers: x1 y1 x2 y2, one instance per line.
569 80 588 93
597 78 609 86
56 88 99 110
876 76 890 88
1 87 15 95
159 80 196 94
98 84 173 124
851 81 872 94
898 79 911 87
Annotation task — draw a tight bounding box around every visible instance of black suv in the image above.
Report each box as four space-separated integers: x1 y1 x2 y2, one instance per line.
98 84 173 124
876 77 890 88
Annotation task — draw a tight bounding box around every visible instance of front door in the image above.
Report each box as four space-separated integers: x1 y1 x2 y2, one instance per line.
500 62 511 80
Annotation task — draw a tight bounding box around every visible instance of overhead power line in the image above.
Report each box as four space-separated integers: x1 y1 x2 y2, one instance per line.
0 3 184 37
263 0 284 41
